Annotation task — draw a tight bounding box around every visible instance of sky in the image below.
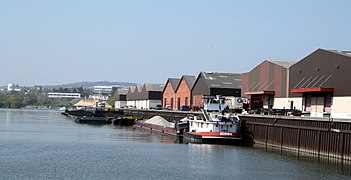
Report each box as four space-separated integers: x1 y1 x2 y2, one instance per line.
1 0 350 86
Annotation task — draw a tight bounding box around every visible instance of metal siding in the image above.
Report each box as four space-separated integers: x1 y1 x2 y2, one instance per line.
149 91 162 100
260 61 270 91
290 49 351 97
248 65 261 92
281 68 288 98
268 62 275 90
241 73 249 98
253 66 261 92
274 64 282 97
210 88 241 96
192 74 210 96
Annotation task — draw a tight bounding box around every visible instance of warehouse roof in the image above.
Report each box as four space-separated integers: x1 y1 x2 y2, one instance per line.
143 83 165 92
325 49 351 58
268 60 295 68
200 72 242 89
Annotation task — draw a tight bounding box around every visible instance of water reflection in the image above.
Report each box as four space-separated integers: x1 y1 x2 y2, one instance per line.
255 144 351 176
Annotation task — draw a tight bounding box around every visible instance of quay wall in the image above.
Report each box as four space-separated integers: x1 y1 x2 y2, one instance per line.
241 115 351 161
124 109 351 160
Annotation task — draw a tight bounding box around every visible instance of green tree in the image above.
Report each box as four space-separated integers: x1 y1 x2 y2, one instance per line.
7 93 21 108
23 92 38 106
107 96 115 107
0 92 7 108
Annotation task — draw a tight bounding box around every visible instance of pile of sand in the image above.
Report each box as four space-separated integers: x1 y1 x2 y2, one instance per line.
144 116 171 127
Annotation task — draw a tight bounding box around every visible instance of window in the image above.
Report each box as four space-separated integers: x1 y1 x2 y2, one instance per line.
171 98 174 109
177 97 181 110
185 97 188 106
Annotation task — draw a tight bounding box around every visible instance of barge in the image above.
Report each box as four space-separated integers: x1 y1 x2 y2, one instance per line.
133 116 187 136
181 110 242 144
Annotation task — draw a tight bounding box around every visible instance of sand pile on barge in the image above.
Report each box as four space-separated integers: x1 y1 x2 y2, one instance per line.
144 116 171 127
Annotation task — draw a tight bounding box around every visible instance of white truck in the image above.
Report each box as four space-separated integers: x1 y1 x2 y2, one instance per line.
203 95 247 112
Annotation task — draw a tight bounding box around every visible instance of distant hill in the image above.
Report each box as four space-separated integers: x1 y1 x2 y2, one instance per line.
43 81 138 89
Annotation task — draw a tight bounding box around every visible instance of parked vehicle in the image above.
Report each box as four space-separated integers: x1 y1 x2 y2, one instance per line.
180 106 190 111
164 105 171 110
154 104 162 110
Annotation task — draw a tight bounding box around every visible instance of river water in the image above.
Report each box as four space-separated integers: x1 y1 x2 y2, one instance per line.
1 109 350 180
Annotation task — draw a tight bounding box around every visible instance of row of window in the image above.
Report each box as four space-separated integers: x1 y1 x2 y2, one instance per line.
164 97 189 109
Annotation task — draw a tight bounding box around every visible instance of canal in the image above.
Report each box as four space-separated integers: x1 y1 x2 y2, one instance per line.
0 109 350 179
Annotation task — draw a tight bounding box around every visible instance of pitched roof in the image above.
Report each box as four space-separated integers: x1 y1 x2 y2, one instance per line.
117 89 128 95
183 75 196 90
325 49 351 58
169 78 181 91
267 60 295 68
175 75 196 92
200 72 242 89
135 85 141 92
128 86 136 93
144 83 165 92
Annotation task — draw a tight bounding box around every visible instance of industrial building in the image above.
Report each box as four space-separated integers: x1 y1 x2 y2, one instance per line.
162 78 180 110
127 83 164 109
114 89 128 108
241 60 294 110
191 72 241 109
289 49 351 118
175 75 196 110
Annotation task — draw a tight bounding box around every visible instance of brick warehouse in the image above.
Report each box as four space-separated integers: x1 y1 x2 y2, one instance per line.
162 78 180 110
175 75 196 110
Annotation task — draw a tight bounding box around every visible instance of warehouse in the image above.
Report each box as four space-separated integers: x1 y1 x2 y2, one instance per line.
162 78 180 110
241 60 294 110
289 49 351 118
191 72 241 109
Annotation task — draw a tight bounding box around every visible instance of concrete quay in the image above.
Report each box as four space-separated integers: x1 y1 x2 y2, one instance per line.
123 108 351 161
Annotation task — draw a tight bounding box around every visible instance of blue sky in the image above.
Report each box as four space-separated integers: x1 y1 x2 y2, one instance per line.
1 0 350 86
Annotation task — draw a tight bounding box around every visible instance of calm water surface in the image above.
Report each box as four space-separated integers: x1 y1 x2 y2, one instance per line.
1 109 351 180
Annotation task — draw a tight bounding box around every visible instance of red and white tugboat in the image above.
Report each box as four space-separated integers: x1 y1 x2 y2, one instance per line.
182 109 242 144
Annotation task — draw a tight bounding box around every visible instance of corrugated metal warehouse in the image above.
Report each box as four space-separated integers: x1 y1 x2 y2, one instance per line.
191 72 241 108
289 49 351 118
241 60 294 110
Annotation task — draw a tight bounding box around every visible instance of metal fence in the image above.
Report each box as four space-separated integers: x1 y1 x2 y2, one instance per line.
241 115 351 161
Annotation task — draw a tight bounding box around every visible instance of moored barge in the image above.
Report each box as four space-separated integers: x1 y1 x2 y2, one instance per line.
181 110 242 144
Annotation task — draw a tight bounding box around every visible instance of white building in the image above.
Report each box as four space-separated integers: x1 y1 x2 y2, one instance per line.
90 85 118 100
127 83 164 109
114 89 128 108
8 84 21 92
48 92 81 99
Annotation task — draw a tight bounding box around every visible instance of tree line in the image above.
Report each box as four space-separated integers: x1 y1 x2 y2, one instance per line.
0 91 55 108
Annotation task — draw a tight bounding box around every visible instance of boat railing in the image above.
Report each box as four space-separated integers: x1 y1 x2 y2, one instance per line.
201 109 212 121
